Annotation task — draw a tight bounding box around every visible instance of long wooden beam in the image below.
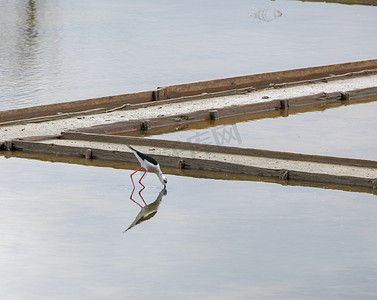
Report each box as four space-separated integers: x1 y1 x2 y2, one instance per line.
158 60 377 99
1 59 376 124
6 139 377 190
60 132 377 169
2 149 374 195
5 133 377 190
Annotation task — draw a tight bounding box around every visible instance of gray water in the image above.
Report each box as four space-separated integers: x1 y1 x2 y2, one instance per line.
1 156 377 299
1 0 377 110
1 1 377 299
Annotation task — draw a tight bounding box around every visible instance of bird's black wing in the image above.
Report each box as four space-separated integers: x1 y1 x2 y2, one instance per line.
128 145 158 166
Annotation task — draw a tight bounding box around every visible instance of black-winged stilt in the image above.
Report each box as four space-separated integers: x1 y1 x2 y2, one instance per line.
128 145 167 187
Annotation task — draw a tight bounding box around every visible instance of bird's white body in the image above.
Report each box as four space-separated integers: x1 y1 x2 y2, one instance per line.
133 151 158 173
128 145 167 186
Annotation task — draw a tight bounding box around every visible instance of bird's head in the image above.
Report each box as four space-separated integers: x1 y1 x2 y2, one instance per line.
159 173 168 186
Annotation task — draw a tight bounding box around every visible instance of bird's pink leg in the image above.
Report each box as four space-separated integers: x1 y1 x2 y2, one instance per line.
130 186 143 208
138 188 146 206
130 167 143 187
138 171 147 188
138 171 147 205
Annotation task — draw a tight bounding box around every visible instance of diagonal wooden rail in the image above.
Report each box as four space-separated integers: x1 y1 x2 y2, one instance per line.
6 131 377 191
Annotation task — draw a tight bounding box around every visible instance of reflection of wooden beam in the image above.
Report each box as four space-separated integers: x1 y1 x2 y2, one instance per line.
295 0 377 6
1 59 376 124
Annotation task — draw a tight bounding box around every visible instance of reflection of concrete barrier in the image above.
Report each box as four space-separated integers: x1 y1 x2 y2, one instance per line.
1 59 377 124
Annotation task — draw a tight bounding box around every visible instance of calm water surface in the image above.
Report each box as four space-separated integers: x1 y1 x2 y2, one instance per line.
1 1 377 298
148 100 377 160
1 0 377 110
0 156 377 299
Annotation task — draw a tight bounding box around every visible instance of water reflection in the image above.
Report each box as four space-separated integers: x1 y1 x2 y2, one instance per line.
10 0 41 76
23 0 38 43
2 154 377 299
125 186 167 232
0 0 62 109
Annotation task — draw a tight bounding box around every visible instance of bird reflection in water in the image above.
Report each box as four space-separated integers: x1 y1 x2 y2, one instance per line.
125 186 167 232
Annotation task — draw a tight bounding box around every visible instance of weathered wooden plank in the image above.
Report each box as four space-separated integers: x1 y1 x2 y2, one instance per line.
60 132 377 169
287 170 377 188
348 87 377 99
10 139 377 189
3 147 376 195
0 91 153 124
161 59 377 99
1 60 376 124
